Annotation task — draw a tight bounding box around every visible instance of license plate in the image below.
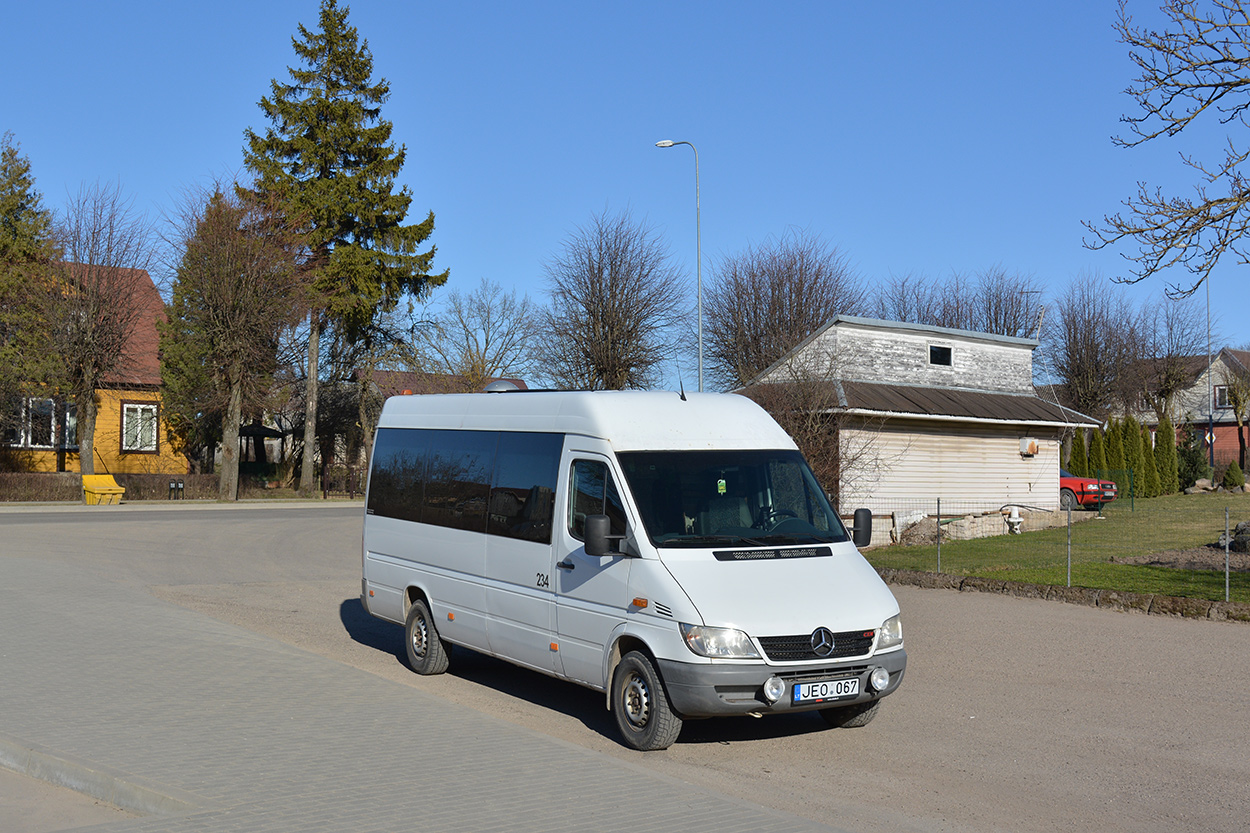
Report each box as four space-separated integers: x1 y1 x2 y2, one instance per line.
792 677 859 704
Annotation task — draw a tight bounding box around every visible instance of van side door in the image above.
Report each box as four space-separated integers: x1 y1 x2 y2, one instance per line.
482 431 563 674
554 451 634 688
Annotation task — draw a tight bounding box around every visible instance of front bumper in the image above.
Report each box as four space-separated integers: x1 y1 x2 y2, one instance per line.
657 647 907 718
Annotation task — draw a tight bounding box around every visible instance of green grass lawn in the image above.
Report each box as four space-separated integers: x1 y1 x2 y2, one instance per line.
863 491 1250 604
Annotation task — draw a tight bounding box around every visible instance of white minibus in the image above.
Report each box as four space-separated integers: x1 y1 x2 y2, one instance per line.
361 390 905 750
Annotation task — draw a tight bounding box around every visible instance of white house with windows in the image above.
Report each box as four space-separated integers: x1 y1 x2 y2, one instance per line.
1126 347 1250 468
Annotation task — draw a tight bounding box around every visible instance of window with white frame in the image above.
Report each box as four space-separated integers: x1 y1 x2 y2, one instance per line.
1215 385 1231 409
121 402 158 452
27 398 54 447
1 398 74 449
64 404 77 447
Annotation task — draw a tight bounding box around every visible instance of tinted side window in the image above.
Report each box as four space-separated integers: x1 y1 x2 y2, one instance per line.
568 460 626 540
367 427 430 523
422 429 496 532
489 432 561 544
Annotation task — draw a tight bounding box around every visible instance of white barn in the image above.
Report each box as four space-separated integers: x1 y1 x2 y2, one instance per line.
745 315 1099 521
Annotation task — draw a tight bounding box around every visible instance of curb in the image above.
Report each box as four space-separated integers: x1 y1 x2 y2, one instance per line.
876 568 1250 624
0 734 202 817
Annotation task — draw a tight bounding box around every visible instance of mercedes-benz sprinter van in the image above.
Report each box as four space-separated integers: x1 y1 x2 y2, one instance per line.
361 390 905 750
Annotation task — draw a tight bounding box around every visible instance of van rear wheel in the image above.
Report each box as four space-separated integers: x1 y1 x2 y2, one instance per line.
612 651 682 751
405 599 449 675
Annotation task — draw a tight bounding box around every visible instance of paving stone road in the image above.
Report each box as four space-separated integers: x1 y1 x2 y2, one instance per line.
3 501 1248 833
0 503 851 833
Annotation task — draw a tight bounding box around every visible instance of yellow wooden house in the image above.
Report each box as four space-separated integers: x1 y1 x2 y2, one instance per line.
1 267 186 475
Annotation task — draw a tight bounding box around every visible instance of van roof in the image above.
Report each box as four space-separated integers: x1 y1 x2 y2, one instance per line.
376 390 797 452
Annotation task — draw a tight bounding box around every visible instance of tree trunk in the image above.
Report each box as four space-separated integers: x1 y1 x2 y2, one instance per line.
220 373 243 502
78 393 97 476
299 312 320 497
1239 420 1246 471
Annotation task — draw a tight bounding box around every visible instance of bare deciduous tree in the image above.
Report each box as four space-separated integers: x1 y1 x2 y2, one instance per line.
163 185 304 500
1085 0 1250 296
704 230 868 389
1041 279 1139 420
417 278 538 391
742 351 893 512
50 182 154 475
874 267 1045 338
1134 295 1209 419
537 210 687 390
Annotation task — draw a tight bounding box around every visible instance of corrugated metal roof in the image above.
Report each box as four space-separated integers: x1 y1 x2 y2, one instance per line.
744 380 1098 426
840 380 1097 425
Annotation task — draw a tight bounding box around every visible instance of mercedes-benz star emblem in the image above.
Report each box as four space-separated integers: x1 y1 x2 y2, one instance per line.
810 627 835 657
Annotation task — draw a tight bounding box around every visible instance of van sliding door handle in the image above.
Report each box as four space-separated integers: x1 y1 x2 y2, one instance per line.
557 559 575 571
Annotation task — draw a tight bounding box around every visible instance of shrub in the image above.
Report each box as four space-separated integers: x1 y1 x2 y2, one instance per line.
1177 422 1211 489
1141 425 1162 498
112 473 218 500
1068 429 1087 476
1089 426 1108 477
1222 459 1246 489
1155 414 1180 494
0 473 81 501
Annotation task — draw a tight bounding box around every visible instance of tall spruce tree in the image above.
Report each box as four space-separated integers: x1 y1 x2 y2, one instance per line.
1141 424 1161 498
243 0 447 495
1089 426 1109 478
0 133 61 436
1155 414 1180 494
1069 428 1088 476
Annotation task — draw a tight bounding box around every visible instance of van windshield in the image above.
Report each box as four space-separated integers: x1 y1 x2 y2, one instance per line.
617 449 849 548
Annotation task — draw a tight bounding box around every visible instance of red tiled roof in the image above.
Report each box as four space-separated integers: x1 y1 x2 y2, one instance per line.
95 266 165 387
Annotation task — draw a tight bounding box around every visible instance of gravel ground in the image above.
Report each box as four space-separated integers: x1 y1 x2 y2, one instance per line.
152 578 1250 833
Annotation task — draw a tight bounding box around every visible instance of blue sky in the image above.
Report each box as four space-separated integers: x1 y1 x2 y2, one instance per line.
4 1 1243 387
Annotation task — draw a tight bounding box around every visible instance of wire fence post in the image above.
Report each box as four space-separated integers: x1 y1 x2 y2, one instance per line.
1226 506 1231 603
936 497 941 574
1066 502 1072 588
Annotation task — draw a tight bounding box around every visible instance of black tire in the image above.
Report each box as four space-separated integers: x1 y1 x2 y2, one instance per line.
1060 488 1078 511
611 651 682 751
404 598 450 675
819 699 880 729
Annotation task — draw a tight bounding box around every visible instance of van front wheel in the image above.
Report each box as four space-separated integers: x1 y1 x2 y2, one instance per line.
405 599 449 675
819 699 880 728
611 652 682 751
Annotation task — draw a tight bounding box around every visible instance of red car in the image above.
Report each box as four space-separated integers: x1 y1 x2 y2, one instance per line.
1059 469 1117 510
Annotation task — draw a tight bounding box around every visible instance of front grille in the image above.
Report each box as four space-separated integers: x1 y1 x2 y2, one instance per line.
758 630 874 662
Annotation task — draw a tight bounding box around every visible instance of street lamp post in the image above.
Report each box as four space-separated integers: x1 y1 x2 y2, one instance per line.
655 139 702 393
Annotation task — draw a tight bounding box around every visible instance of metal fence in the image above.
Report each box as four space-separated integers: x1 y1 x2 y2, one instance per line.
857 497 1244 603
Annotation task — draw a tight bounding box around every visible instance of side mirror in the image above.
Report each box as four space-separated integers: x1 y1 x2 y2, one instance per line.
585 514 626 556
851 507 872 549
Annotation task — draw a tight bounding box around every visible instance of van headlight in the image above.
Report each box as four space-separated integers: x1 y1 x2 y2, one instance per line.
679 623 760 658
877 615 903 650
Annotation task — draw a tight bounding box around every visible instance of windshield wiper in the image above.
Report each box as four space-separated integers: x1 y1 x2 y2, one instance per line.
671 534 770 546
753 532 832 545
